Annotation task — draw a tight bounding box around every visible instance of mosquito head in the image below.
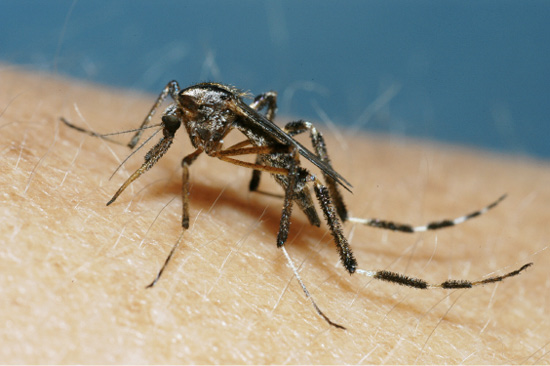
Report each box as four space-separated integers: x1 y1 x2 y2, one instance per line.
177 84 238 154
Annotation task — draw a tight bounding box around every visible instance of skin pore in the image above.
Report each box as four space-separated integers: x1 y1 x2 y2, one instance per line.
1 65 548 364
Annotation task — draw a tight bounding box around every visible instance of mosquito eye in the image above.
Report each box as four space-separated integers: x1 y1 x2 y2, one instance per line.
161 115 181 134
178 94 197 111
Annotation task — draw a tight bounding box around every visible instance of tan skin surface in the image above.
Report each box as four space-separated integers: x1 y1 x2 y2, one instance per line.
1 66 549 364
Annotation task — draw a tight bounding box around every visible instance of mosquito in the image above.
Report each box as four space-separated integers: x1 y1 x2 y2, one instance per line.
61 81 532 329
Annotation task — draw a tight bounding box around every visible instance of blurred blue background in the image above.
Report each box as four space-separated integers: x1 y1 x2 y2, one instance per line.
1 0 549 159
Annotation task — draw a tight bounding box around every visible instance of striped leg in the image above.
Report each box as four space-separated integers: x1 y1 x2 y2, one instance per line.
348 194 507 233
356 263 532 289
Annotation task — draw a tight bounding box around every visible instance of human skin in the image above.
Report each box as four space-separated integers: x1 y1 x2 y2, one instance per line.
1 65 548 364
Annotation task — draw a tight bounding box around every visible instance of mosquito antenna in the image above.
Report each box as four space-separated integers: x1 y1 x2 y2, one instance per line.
109 127 162 180
60 117 122 145
60 117 162 145
97 124 163 137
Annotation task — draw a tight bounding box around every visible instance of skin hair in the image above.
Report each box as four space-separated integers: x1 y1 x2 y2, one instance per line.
1 65 548 364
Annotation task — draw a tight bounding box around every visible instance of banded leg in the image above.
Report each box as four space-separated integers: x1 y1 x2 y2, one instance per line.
128 80 180 149
347 194 507 233
285 120 348 222
356 263 532 289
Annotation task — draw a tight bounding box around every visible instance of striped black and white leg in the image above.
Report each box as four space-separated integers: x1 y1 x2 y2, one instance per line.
356 263 532 289
348 194 507 233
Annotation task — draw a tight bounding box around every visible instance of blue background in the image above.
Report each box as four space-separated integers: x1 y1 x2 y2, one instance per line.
1 1 549 159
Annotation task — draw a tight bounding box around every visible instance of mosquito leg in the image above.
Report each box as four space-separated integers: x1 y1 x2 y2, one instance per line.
214 145 290 157
214 142 322 228
221 140 264 193
295 169 321 227
107 115 181 205
277 151 299 247
356 262 533 289
249 155 263 192
128 80 180 149
249 90 278 122
284 120 348 221
247 91 278 191
212 143 285 193
181 149 203 229
347 194 507 233
146 231 185 288
215 156 288 175
215 150 324 224
280 246 345 329
145 147 200 288
313 179 357 274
